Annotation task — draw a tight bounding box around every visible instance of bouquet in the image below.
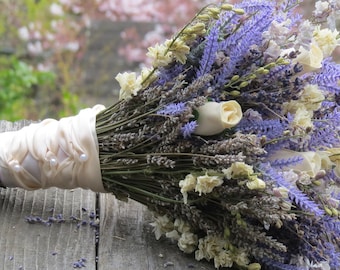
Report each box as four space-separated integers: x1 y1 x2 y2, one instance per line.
0 0 339 269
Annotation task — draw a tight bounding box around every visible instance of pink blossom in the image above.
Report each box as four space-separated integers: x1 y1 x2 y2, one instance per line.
18 27 30 41
64 41 80 52
27 41 43 55
50 3 64 16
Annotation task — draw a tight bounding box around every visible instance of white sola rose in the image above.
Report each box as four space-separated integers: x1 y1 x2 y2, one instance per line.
194 100 243 136
269 150 322 178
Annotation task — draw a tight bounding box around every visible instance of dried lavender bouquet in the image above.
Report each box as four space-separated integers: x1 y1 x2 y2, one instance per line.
0 0 340 269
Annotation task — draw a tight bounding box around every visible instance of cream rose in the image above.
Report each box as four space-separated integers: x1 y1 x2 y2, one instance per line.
269 150 322 177
194 101 242 136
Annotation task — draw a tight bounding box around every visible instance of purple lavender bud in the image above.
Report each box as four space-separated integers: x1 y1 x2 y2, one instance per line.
89 212 96 219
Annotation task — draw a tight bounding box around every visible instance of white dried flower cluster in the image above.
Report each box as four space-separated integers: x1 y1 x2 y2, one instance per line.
223 162 266 190
283 84 325 132
314 1 330 17
262 19 292 46
292 255 331 270
294 23 339 73
179 172 223 203
49 3 64 17
146 38 190 68
195 235 250 269
326 0 340 30
151 214 198 254
313 26 339 57
115 67 157 100
150 214 174 240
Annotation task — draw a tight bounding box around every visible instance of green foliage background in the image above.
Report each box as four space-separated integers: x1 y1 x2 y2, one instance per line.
0 0 81 121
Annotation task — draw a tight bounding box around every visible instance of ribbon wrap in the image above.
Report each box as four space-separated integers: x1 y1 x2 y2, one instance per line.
0 105 106 192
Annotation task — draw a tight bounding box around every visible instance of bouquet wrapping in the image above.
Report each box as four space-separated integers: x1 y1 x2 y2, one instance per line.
0 0 340 269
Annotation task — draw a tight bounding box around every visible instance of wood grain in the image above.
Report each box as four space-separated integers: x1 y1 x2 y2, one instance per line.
97 194 215 270
0 188 97 270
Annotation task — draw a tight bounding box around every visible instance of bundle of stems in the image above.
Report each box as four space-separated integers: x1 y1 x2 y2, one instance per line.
1 0 340 269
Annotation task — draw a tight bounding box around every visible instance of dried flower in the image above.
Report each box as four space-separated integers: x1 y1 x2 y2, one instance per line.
177 232 198 253
292 107 313 130
150 214 174 240
295 43 323 72
223 162 254 180
146 43 172 67
314 1 330 16
50 3 64 16
115 72 142 100
247 263 261 270
179 174 197 203
313 26 339 57
174 218 191 233
246 178 266 190
165 39 190 64
195 173 223 196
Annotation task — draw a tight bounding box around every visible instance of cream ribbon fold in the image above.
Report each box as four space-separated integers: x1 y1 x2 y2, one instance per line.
0 105 106 192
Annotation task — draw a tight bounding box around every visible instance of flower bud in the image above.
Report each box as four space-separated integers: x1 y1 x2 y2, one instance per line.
197 14 211 21
239 81 249 88
248 263 261 270
221 4 233 10
207 7 220 18
194 101 243 136
231 75 240 82
233 8 245 15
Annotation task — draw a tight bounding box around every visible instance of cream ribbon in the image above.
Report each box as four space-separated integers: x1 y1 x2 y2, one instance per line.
0 105 106 192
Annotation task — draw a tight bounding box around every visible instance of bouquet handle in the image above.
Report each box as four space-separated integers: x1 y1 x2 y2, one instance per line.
0 106 107 192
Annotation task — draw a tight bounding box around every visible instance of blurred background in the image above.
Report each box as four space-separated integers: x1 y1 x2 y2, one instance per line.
0 0 338 121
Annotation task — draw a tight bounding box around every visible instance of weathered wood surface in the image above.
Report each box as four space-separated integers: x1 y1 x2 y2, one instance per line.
0 120 215 270
98 195 214 270
0 188 97 270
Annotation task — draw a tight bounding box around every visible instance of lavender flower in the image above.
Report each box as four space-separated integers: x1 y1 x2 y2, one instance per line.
260 163 325 216
157 102 187 115
312 58 340 93
181 121 197 138
196 21 220 78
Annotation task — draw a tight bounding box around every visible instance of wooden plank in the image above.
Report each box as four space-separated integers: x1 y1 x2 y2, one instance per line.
98 194 215 270
0 188 97 270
